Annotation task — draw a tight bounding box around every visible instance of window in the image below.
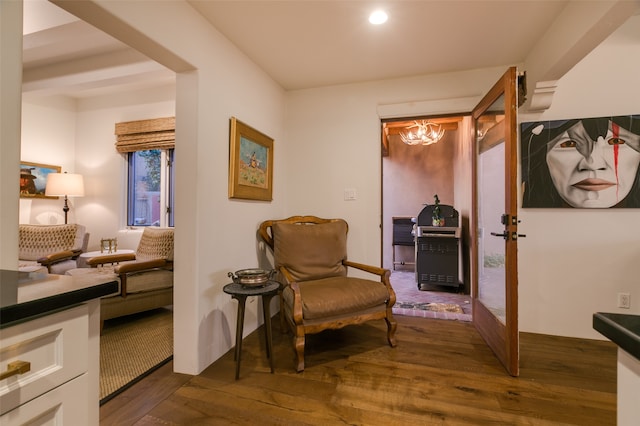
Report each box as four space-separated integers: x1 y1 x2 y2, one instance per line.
115 117 175 228
127 149 174 227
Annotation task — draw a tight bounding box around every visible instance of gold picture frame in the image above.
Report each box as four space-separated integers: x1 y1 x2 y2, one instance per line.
20 161 61 199
228 117 274 201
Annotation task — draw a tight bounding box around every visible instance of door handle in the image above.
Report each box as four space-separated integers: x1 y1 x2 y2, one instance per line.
491 231 526 240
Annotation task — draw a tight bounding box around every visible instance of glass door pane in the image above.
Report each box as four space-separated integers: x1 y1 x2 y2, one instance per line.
477 117 506 322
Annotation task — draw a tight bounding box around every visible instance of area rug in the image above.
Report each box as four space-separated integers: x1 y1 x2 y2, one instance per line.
99 308 173 404
395 302 465 314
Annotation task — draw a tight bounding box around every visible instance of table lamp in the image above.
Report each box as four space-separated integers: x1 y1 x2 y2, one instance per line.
45 172 85 224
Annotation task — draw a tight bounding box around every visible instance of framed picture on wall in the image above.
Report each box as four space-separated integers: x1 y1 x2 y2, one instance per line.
20 161 61 199
228 117 274 201
521 115 640 208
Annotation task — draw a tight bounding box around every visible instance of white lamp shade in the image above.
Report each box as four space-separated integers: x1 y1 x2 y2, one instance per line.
45 173 85 197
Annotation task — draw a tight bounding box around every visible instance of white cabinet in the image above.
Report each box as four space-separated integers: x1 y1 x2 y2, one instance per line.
618 349 640 426
1 375 89 424
1 300 100 425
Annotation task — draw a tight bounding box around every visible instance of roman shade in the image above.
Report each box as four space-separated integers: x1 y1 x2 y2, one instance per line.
115 116 175 153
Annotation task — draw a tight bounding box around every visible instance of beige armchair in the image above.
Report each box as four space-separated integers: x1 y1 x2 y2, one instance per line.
259 216 397 372
18 224 89 274
66 227 173 324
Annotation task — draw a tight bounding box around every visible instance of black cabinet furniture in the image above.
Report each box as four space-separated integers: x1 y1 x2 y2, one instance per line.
392 217 415 270
413 204 462 290
223 280 280 379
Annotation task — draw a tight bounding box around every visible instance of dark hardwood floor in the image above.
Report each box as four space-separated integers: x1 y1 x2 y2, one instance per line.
100 315 617 425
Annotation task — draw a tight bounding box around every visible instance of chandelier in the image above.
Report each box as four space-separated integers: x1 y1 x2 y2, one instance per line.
399 120 445 146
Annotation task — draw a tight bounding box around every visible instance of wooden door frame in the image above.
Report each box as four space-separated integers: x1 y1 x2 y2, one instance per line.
471 66 519 376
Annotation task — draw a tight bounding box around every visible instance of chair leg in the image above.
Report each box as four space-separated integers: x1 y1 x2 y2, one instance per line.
279 291 286 333
294 327 305 372
385 312 398 348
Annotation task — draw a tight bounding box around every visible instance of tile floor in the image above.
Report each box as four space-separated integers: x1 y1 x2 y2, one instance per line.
390 270 472 322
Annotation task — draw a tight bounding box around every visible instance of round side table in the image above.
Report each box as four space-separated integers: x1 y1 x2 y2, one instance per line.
223 280 280 380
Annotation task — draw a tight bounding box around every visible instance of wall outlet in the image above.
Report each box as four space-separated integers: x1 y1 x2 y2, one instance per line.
617 292 631 309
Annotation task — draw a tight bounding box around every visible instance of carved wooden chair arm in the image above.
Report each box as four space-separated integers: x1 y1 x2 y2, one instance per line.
114 259 171 274
70 248 83 259
87 253 136 267
277 265 295 284
277 266 305 325
343 260 387 277
37 250 76 266
343 260 395 304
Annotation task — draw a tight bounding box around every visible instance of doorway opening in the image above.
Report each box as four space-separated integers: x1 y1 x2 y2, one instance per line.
381 115 473 320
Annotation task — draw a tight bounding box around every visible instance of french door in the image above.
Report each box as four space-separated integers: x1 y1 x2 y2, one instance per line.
471 67 520 376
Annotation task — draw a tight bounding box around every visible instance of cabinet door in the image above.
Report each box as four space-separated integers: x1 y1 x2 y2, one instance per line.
0 304 89 414
1 374 89 425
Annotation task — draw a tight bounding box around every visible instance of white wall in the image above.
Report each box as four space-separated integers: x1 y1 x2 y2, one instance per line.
19 74 177 250
285 16 640 342
33 0 288 375
94 2 287 375
284 68 506 269
518 14 640 340
1 0 23 270
20 96 77 225
12 1 639 378
74 84 175 251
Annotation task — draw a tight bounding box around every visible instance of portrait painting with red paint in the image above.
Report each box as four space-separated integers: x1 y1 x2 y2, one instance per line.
521 115 640 208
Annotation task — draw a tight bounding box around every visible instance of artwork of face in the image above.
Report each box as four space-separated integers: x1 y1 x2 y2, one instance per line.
521 115 640 208
546 120 640 208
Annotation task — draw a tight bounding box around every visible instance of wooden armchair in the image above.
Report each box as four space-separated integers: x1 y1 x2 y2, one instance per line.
66 227 173 324
259 216 397 372
18 224 89 274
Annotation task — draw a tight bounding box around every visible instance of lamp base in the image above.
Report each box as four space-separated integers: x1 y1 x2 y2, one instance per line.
63 195 69 224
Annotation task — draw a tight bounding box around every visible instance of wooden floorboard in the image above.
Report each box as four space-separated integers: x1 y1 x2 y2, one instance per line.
100 315 616 425
99 362 191 425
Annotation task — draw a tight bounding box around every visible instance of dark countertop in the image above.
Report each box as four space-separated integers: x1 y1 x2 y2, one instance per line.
1 269 118 328
593 312 640 362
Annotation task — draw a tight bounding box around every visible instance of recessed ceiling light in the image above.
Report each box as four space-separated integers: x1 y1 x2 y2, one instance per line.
369 10 388 25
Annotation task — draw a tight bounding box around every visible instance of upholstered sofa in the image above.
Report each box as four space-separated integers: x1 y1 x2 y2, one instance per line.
66 227 174 324
18 224 89 274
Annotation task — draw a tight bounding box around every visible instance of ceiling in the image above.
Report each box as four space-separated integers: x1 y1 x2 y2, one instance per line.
188 0 569 91
23 0 575 99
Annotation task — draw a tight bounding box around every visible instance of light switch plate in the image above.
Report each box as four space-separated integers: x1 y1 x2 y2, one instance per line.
344 188 356 201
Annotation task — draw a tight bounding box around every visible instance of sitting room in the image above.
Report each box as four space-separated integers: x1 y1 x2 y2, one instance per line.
3 1 639 424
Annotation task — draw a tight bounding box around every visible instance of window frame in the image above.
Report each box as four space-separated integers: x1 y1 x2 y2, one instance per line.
126 148 174 227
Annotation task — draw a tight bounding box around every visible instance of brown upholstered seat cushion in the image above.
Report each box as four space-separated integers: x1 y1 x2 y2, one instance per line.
273 220 348 282
282 276 389 320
